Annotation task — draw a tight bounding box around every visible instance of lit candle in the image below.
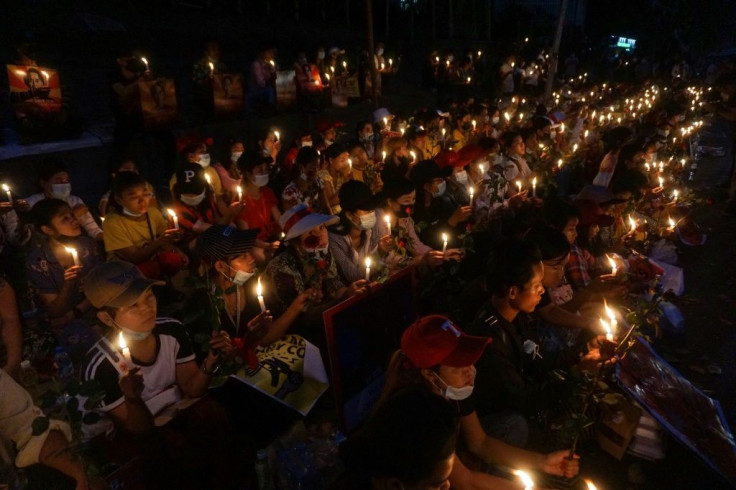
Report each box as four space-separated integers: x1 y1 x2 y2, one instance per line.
512 469 534 490
269 60 275 67
471 120 476 131
118 331 132 373
256 277 267 312
658 176 664 188
442 233 448 254
364 257 371 281
604 298 618 337
141 57 149 70
478 162 486 174
274 130 280 142
504 112 510 122
205 173 212 186
673 189 679 202
381 62 385 70
441 127 446 139
467 76 471 84
166 208 179 230
237 185 243 202
606 254 617 276
389 58 393 68
469 186 475 203
348 158 353 172
384 214 392 236
628 215 637 233
64 247 80 266
2 184 12 203
560 123 565 133
208 61 214 75
516 180 523 194
382 150 387 162
668 217 676 231
572 143 578 153
557 159 564 169
343 60 347 71
383 117 388 128
532 176 537 198
600 317 614 343
585 480 598 490
400 128 405 136
410 150 416 163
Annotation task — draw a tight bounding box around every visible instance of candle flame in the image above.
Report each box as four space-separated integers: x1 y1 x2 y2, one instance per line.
442 233 448 243
658 176 664 187
205 174 211 184
274 130 280 141
208 61 214 72
600 317 612 337
410 150 416 161
606 254 616 270
166 208 176 218
64 246 77 255
365 257 371 268
118 331 127 350
257 276 263 296
668 217 676 228
1 184 9 192
532 176 537 186
512 469 534 488
384 215 391 225
557 159 563 168
628 215 637 232
585 479 598 490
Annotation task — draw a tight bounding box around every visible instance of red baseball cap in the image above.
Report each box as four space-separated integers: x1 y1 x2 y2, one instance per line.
401 315 491 368
434 149 461 168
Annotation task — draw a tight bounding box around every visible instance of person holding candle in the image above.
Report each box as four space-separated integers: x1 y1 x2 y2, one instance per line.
379 136 414 182
281 129 314 176
371 315 580 488
352 120 377 159
281 146 330 213
348 141 383 194
263 204 368 345
103 172 188 280
211 136 245 200
98 157 159 219
27 199 103 356
79 260 238 488
168 135 226 214
451 110 473 150
318 142 353 215
327 180 385 284
498 131 532 187
25 157 103 241
591 126 633 188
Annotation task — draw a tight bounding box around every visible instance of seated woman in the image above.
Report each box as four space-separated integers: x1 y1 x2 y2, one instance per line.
318 143 352 215
374 315 579 489
103 172 187 280
211 137 244 201
27 199 103 356
25 157 103 241
79 261 237 488
234 150 282 248
376 178 456 272
328 180 385 284
99 157 158 218
263 204 367 344
169 135 227 216
171 163 241 252
281 146 329 214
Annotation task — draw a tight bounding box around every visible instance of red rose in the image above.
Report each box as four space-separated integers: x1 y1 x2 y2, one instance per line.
405 207 412 215
398 240 406 248
317 259 327 269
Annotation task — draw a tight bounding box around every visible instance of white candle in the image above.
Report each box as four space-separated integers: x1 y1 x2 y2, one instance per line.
471 120 476 131
600 318 614 342
516 180 522 194
410 151 416 163
658 176 664 188
205 173 212 186
274 131 280 142
208 61 214 75
389 59 393 68
557 159 564 169
383 117 388 128
604 299 618 338
469 186 475 203
365 257 371 281
118 331 132 373
348 158 353 172
256 277 267 312
166 208 179 230
237 185 243 202
384 214 392 236
532 177 537 198
572 143 578 153
441 233 448 254
606 254 617 276
512 469 534 490
668 217 676 231
2 184 12 203
382 150 387 163
64 247 80 266
673 189 679 202
141 57 149 70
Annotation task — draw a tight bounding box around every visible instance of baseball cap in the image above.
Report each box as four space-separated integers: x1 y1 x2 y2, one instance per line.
573 199 615 227
84 261 165 309
197 225 259 262
339 180 376 212
434 149 461 169
401 315 491 368
175 163 207 195
280 203 339 241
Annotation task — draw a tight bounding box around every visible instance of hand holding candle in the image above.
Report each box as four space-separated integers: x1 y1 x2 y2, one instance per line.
532 176 537 198
256 277 267 313
64 246 80 266
364 257 371 281
2 184 12 204
166 208 179 230
441 233 448 255
384 214 392 236
606 254 617 276
516 180 523 195
118 331 132 372
237 185 243 202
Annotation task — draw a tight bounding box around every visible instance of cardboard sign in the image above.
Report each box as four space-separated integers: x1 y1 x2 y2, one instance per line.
6 64 63 118
232 334 329 416
212 73 244 117
139 78 178 130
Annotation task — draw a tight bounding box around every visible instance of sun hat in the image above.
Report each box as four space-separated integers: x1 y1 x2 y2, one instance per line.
280 203 339 241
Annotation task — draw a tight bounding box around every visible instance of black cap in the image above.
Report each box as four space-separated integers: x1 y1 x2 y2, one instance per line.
324 142 348 160
175 163 207 195
381 178 415 201
409 159 452 185
197 225 258 262
339 180 376 212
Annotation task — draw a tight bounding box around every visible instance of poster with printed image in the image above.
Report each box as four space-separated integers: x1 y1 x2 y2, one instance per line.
212 73 244 117
139 78 178 130
275 69 297 108
6 64 63 117
232 334 329 416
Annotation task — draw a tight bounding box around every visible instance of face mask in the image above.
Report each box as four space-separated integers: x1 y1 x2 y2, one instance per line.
356 211 377 230
300 172 309 181
254 174 270 187
122 206 146 218
447 55 454 62
324 140 334 147
377 48 384 56
301 140 313 147
550 130 557 139
231 151 243 164
262 148 272 157
181 190 206 206
119 324 152 342
305 244 329 258
431 372 474 401
51 183 71 200
197 153 211 167
432 180 446 198
317 51 325 60
363 133 374 141
222 263 255 286
657 129 670 137
492 116 500 124
454 170 468 183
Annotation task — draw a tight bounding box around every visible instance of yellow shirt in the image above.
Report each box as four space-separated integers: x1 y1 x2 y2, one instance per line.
452 129 467 150
103 208 167 260
169 166 223 196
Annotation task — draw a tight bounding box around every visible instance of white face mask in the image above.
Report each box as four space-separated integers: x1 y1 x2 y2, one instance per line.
324 140 334 147
222 263 255 286
454 170 468 183
432 180 447 198
231 151 243 164
431 372 474 401
254 174 270 187
119 324 152 341
197 153 211 167
181 190 206 206
356 211 377 230
51 183 71 200
377 48 384 56
318 51 325 60
492 116 500 124
122 206 146 218
301 140 313 147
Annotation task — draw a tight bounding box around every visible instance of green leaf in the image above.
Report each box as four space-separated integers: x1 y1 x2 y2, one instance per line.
31 416 50 436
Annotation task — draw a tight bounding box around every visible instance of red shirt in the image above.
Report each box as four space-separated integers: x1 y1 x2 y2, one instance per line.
237 187 279 240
